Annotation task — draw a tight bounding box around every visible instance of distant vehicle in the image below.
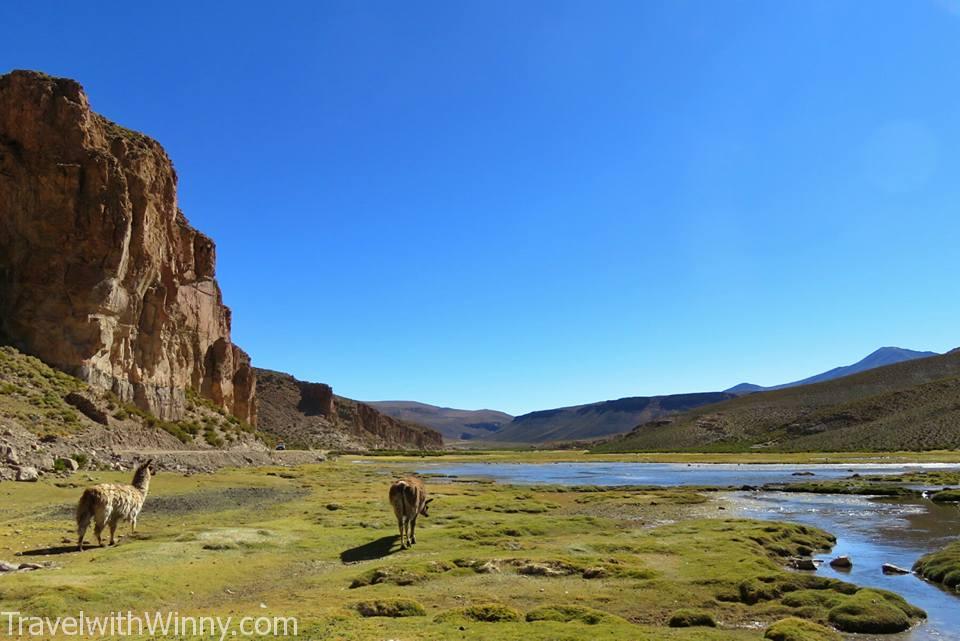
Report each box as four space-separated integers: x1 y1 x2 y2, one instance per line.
275 443 286 451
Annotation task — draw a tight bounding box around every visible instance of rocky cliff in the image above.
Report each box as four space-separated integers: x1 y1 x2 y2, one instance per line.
255 368 443 451
0 70 255 424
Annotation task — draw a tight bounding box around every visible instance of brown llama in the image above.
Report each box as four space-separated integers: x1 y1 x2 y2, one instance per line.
389 477 432 549
76 459 156 551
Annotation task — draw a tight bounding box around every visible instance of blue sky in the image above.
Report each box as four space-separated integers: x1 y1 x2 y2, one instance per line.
3 1 959 415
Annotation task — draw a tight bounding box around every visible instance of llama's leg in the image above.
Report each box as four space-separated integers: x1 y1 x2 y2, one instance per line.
94 505 109 547
396 514 405 548
108 515 120 546
131 516 137 535
77 512 91 552
409 515 418 546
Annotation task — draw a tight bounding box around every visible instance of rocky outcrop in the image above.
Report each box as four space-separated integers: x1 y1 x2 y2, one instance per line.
254 368 443 451
0 70 254 424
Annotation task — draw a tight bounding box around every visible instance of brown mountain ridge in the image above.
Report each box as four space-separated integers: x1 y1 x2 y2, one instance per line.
597 349 960 452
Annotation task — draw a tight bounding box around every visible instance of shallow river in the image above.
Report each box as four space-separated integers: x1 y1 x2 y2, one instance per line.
420 462 960 641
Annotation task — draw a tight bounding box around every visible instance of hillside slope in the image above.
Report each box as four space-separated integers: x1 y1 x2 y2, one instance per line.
366 401 513 441
598 349 960 452
490 392 736 443
726 347 938 394
0 346 275 478
255 370 443 451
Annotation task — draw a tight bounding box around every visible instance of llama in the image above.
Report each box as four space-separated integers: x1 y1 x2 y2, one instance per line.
388 477 432 549
76 459 156 551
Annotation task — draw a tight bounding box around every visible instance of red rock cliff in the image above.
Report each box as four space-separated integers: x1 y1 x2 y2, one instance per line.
0 71 255 424
254 368 443 450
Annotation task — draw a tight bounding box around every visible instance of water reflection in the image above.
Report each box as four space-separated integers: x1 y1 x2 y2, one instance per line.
419 462 960 640
733 492 960 641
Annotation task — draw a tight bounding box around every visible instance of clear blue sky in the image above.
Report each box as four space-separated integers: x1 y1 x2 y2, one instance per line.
3 1 959 415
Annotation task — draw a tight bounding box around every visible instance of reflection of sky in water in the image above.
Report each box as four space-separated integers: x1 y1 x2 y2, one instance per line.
418 461 960 488
735 492 960 641
417 462 960 641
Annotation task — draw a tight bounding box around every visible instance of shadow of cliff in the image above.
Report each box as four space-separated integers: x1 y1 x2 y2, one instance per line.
340 535 400 563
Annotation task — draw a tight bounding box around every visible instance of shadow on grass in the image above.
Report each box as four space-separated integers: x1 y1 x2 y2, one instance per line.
340 535 400 563
18 544 78 556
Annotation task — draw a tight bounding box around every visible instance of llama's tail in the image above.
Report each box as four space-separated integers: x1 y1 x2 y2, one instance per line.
389 482 406 517
76 489 96 531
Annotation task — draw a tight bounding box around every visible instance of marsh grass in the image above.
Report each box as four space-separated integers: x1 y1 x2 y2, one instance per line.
913 540 960 591
0 458 928 640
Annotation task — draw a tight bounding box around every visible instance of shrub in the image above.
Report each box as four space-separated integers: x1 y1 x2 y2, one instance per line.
668 609 716 627
203 427 224 447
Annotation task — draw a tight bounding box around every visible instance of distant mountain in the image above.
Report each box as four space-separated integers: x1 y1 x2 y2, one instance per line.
726 347 939 394
366 401 513 441
373 347 944 446
487 392 736 444
598 348 960 453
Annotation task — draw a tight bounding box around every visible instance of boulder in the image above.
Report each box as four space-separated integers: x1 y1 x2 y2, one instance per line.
829 556 852 569
476 560 501 574
881 563 911 575
789 557 821 571
15 466 39 482
0 443 19 465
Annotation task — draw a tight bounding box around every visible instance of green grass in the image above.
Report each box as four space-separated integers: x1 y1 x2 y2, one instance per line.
913 540 960 591
0 457 929 640
826 588 925 633
931 489 960 503
764 617 841 641
0 346 263 449
669 608 717 627
355 598 426 617
0 346 85 437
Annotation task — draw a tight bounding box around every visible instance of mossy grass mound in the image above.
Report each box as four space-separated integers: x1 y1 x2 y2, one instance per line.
764 617 842 641
827 588 925 633
349 566 429 588
913 540 960 590
526 605 611 624
436 604 522 623
355 599 426 617
668 608 717 627
930 489 960 503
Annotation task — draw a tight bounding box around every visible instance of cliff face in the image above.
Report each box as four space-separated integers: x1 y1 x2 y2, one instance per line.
254 368 443 451
0 70 255 424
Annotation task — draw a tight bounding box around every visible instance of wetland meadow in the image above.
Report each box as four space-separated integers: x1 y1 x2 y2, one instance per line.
1 451 958 640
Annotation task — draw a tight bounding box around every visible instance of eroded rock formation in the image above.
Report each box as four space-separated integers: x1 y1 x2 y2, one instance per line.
254 368 443 451
0 70 255 424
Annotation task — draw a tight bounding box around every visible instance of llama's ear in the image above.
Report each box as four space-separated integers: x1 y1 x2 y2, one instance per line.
425 498 434 505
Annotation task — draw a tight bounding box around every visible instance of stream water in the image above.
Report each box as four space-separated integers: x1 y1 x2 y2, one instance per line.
419 462 960 640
